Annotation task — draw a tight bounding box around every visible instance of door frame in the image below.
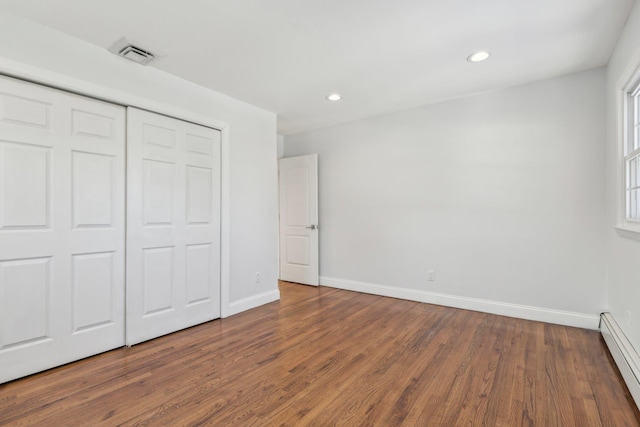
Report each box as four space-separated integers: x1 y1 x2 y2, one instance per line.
0 61 233 318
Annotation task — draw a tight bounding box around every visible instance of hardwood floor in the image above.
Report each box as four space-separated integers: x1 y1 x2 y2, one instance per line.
1 281 639 426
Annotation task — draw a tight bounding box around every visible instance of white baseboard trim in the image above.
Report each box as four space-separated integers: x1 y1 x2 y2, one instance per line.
320 276 600 330
223 289 280 318
601 313 640 409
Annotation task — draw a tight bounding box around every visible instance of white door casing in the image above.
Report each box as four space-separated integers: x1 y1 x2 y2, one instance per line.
0 76 126 384
279 154 319 286
126 108 221 346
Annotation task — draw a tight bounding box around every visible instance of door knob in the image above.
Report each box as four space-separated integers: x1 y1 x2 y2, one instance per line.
305 224 317 230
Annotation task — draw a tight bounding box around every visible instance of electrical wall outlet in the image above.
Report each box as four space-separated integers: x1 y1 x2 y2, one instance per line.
256 272 261 284
427 270 435 281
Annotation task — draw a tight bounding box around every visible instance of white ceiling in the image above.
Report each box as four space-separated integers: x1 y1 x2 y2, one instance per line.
0 0 634 135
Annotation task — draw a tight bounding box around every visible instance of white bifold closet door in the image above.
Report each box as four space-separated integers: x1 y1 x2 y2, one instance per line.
126 108 221 346
0 76 126 384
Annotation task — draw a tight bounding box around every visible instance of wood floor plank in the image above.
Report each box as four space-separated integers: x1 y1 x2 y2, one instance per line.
1 281 639 426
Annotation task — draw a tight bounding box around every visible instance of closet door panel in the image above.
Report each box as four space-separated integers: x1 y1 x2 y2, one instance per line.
126 108 220 346
0 76 126 384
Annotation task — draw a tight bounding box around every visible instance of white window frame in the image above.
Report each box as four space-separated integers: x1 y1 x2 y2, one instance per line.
625 82 640 222
618 65 640 238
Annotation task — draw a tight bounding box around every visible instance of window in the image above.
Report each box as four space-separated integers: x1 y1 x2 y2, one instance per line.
625 81 640 221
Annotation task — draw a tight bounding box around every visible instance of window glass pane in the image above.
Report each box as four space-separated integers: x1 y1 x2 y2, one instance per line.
630 95 639 154
634 95 639 151
630 156 638 189
630 189 639 220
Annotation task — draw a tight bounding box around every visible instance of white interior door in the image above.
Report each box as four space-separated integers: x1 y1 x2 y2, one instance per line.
279 154 319 286
126 108 221 346
0 76 126 384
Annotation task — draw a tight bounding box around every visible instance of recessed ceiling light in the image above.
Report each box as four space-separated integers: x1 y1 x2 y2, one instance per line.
467 51 491 63
326 93 342 101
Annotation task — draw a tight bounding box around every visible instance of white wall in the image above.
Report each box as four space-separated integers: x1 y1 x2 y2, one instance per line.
0 11 279 314
277 134 285 159
285 68 607 327
605 1 640 351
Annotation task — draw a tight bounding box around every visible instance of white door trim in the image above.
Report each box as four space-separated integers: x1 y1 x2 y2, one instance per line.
0 59 233 319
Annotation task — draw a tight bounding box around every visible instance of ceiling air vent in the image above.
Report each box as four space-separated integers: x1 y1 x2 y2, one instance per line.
108 37 164 66
119 45 154 65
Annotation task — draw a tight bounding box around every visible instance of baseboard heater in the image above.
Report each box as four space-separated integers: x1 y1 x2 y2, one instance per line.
600 312 640 409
